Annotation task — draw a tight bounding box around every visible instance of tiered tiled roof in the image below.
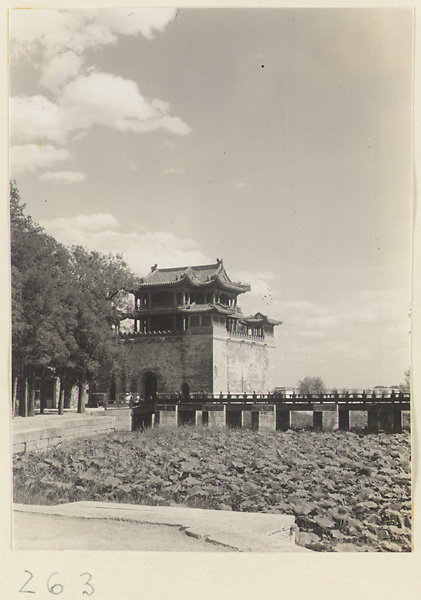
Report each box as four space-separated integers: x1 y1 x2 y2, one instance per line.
240 312 282 326
136 260 250 294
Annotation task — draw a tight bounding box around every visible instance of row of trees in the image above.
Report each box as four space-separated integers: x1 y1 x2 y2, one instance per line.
11 181 138 416
297 372 411 396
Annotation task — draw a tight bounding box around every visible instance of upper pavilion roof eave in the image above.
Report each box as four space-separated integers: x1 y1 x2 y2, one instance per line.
178 303 238 315
134 276 250 294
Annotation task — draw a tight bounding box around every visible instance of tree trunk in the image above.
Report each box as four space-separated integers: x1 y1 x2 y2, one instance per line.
77 381 86 413
12 373 18 418
20 370 28 417
40 371 45 414
58 377 64 415
64 382 73 409
28 373 35 416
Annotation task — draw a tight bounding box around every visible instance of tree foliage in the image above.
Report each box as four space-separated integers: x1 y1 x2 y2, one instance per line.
298 376 326 396
10 181 138 416
400 368 410 393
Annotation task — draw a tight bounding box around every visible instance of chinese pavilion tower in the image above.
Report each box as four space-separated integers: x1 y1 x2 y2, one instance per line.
124 259 281 397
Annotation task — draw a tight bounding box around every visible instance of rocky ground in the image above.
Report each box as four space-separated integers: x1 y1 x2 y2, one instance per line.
13 426 412 552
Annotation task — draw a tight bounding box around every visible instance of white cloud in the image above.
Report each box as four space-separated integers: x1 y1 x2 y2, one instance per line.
11 95 63 144
95 8 178 40
11 72 192 147
230 270 279 316
10 8 177 76
234 182 250 190
10 144 71 174
233 270 276 297
40 212 210 277
39 51 84 93
9 9 190 174
41 213 121 234
10 10 115 62
276 290 409 386
38 170 86 184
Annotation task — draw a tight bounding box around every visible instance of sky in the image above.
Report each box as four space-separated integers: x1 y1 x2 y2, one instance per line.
9 7 413 390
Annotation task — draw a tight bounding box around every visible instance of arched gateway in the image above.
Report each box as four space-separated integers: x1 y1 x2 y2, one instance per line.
144 372 157 400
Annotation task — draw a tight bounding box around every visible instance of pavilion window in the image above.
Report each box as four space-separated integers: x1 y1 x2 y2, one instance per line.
151 290 173 307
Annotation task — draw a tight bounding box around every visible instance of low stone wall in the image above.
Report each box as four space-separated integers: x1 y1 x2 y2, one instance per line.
12 410 131 454
104 407 132 432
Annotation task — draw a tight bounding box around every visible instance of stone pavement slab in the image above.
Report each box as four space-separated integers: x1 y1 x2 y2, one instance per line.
14 502 310 552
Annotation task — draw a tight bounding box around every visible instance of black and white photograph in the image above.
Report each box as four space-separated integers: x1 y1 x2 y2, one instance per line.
5 3 417 595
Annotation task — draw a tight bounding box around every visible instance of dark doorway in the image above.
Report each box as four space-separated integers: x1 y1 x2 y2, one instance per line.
339 410 350 431
251 411 259 431
226 410 242 429
144 372 158 400
178 409 196 426
132 412 153 431
313 411 323 431
276 410 290 431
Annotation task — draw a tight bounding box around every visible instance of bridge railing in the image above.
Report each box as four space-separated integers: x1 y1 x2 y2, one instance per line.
131 390 410 408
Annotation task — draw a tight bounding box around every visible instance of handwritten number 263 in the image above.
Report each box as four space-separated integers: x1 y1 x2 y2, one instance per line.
19 571 94 596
